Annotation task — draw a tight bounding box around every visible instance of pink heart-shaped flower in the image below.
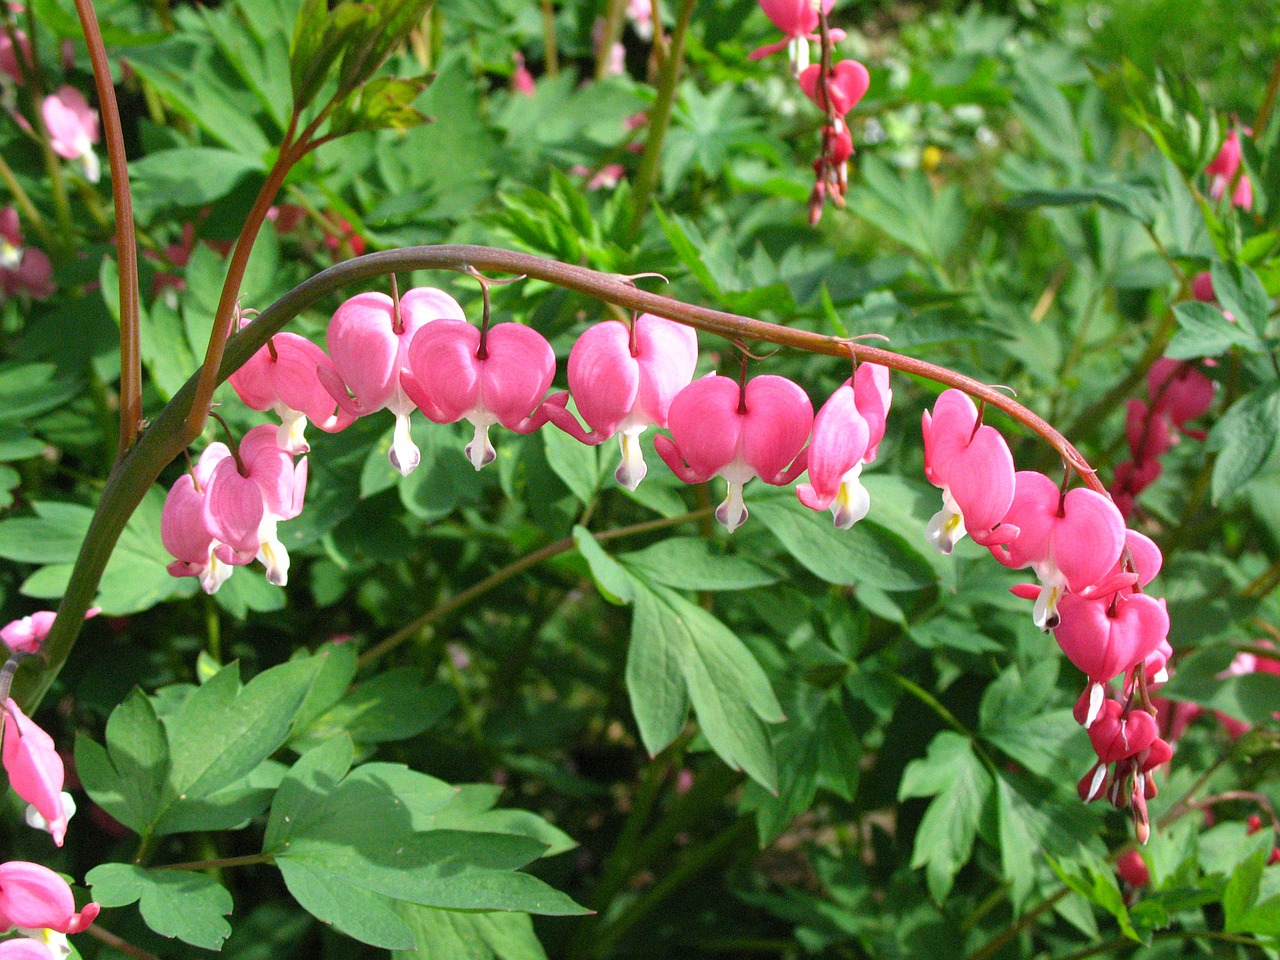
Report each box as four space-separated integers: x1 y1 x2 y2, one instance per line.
798 60 870 117
1054 592 1169 684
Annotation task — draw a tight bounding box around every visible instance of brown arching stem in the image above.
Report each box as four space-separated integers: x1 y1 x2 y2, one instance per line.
72 0 142 457
23 244 1104 708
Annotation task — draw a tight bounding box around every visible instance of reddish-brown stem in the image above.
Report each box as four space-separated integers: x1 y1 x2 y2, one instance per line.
84 924 162 960
183 117 303 443
1254 47 1280 138
73 0 142 457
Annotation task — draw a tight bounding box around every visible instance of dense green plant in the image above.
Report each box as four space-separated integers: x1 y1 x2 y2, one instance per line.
0 0 1277 958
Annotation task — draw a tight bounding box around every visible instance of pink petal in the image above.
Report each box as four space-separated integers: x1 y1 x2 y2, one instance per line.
567 320 640 436
161 474 215 564
2 701 67 845
854 362 891 462
801 380 869 507
797 60 871 116
202 458 264 559
1052 488 1126 593
406 320 481 423
740 375 813 483
1055 592 1169 683
665 375 743 479
326 292 401 413
923 389 977 487
631 314 698 427
945 425 1015 543
478 323 556 428
0 860 98 932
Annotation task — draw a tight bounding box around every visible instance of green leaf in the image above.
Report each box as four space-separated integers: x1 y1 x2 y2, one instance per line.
1167 300 1261 358
87 864 233 950
621 538 778 591
544 426 599 504
129 148 264 208
1207 387 1280 503
0 362 80 423
293 669 457 748
1210 261 1271 338
573 527 634 605
0 499 91 563
1224 847 1267 931
750 495 935 591
393 906 548 960
899 732 992 903
164 658 323 806
330 75 431 136
1048 854 1139 941
630 580 782 790
1009 184 1158 226
75 689 170 833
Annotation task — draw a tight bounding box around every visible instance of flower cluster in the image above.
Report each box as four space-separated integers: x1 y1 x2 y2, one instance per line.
163 283 898 591
750 0 870 222
1206 128 1253 211
922 389 1172 840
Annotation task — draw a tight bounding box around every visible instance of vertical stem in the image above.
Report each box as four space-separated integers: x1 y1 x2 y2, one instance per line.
627 0 695 239
539 0 559 76
0 151 53 248
594 0 628 80
73 0 143 457
1253 47 1280 137
182 120 302 443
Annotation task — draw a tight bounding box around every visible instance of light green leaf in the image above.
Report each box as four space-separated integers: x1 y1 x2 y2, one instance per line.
621 538 777 591
1167 300 1261 359
1208 387 1280 504
87 863 233 950
393 905 548 960
543 424 599 504
129 148 264 207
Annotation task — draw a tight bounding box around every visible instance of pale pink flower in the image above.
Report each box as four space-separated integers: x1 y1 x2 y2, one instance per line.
162 444 236 594
2 700 71 845
547 313 698 489
0 208 53 301
2 609 98 656
401 320 563 470
41 86 100 183
511 52 536 96
0 860 98 933
796 379 870 528
655 373 813 532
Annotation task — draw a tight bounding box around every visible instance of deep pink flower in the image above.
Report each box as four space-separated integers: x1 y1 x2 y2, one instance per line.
749 0 844 68
855 362 892 463
1191 271 1215 303
1054 591 1169 726
921 390 1017 553
655 374 813 532
2 609 98 656
1088 699 1159 764
1116 850 1149 888
1206 130 1253 211
547 313 698 489
319 287 465 475
796 379 870 528
1146 359 1214 429
41 86 100 183
0 208 54 301
401 320 562 470
797 60 870 118
229 330 355 454
511 52 536 96
0 860 98 933
2 700 70 845
237 424 308 586
990 471 1126 629
1125 399 1174 463
0 30 31 84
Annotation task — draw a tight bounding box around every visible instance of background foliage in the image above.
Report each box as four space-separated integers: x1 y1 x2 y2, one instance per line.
2 0 1280 957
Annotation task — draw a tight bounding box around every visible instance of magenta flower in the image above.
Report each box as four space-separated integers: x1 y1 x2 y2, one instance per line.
797 60 870 119
989 471 1126 629
855 362 891 463
229 330 355 454
1087 699 1159 764
402 319 561 470
0 861 98 934
162 444 236 595
796 379 870 528
1206 129 1253 210
749 0 843 70
1 609 98 656
0 208 53 301
547 313 698 489
1054 591 1169 726
41 86 100 183
2 700 70 846
1147 358 1214 430
655 373 813 532
237 425 308 586
319 287 466 475
921 390 1017 553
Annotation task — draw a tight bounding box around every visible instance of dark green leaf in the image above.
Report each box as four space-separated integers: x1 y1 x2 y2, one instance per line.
87 864 233 950
1167 300 1261 358
1207 387 1280 503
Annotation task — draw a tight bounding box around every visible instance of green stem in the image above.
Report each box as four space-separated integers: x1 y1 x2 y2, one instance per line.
539 0 559 77
595 0 628 80
892 671 972 737
628 0 696 239
1254 46 1280 137
0 151 53 248
23 244 1107 708
74 0 143 457
1056 928 1261 960
161 853 274 872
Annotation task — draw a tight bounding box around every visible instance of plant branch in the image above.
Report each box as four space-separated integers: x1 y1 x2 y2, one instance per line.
24 244 1107 709
628 0 696 239
161 853 274 872
74 0 143 457
84 924 163 960
539 0 559 76
1254 46 1280 138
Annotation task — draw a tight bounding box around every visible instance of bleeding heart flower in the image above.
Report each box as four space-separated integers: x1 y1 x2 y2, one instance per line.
749 0 844 70
922 390 1017 553
238 425 308 586
2 701 71 846
0 860 98 933
1088 699 1160 764
547 313 698 489
1147 358 1215 429
796 379 870 528
655 373 812 532
0 208 54 301
41 86 100 183
1 609 98 656
229 330 355 454
797 60 871 118
319 287 466 475
162 443 237 594
401 319 562 470
1055 591 1169 726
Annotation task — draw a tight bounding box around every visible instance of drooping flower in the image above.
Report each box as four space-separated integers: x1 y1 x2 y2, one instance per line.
546 313 698 489
229 328 355 454
1054 590 1170 727
319 287 466 475
401 319 563 470
655 373 813 532
990 470 1127 630
1146 358 1215 430
41 86 100 183
0 208 53 301
237 424 308 586
1 700 71 846
749 0 844 71
0 30 32 85
797 60 870 119
796 379 870 528
1206 129 1253 211
162 444 237 595
0 861 98 934
921 390 1017 553
511 52 536 96
1 609 98 656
